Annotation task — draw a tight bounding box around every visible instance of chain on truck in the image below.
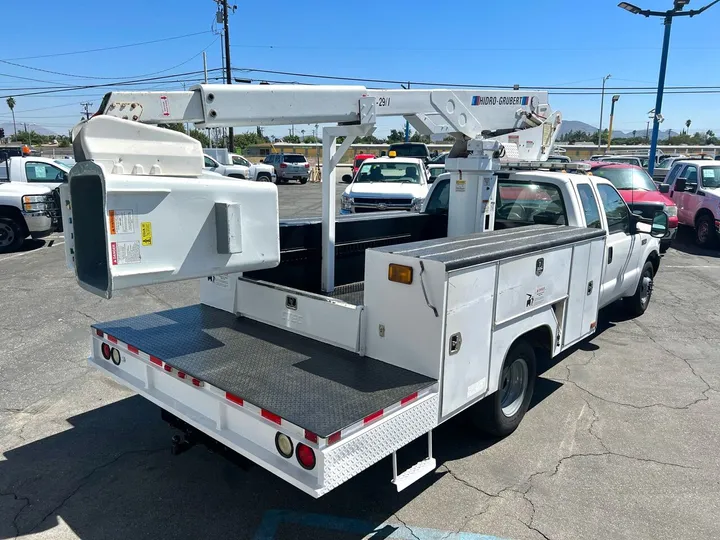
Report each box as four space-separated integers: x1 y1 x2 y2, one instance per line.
59 84 669 497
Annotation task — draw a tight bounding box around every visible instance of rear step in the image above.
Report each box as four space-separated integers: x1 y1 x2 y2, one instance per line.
392 432 436 492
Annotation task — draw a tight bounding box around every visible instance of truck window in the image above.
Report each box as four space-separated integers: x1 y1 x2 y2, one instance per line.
577 184 602 229
425 178 450 214
496 181 567 227
357 162 421 184
665 164 682 186
283 155 307 163
204 156 217 168
232 155 250 167
701 166 720 189
25 162 66 183
596 184 629 234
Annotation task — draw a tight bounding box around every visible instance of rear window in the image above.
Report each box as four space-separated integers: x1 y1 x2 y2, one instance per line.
389 144 429 158
496 181 567 226
283 155 307 163
592 166 657 191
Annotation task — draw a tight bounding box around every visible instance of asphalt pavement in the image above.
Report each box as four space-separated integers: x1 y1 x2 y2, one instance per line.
2 183 720 540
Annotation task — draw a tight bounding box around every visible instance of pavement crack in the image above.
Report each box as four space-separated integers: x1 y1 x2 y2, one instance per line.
0 490 30 540
393 513 421 540
75 310 98 323
440 464 504 499
23 447 165 535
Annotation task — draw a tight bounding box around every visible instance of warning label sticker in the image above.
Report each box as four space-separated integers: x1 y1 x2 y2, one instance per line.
110 241 141 265
141 222 152 246
108 210 135 235
456 180 466 192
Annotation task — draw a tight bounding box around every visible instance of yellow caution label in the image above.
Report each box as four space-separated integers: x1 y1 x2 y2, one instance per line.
108 210 116 235
141 222 152 246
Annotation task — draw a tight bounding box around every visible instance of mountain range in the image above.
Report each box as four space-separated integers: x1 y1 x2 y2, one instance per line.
0 122 58 137
557 120 707 141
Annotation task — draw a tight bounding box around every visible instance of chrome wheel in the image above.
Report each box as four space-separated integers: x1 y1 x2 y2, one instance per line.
0 221 15 248
500 358 528 417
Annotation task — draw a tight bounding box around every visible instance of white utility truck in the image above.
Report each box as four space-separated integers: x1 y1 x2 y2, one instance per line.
60 85 668 498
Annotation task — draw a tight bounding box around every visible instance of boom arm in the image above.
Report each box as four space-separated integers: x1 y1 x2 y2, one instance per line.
95 84 557 143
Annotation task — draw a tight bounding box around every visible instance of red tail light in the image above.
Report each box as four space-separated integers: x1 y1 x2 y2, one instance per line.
296 443 316 470
280 163 288 168
304 163 310 168
101 343 111 360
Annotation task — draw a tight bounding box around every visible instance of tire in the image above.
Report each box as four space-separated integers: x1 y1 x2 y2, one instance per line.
472 341 536 437
0 217 25 254
256 173 271 182
299 177 308 185
624 260 655 317
660 240 670 254
695 214 716 247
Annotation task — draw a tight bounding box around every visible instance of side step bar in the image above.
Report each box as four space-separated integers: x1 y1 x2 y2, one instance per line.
392 431 437 492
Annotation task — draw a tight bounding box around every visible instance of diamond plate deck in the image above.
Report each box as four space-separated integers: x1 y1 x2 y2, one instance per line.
93 305 435 437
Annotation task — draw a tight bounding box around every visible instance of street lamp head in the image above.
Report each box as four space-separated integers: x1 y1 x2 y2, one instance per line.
674 0 690 10
618 1 643 14
612 95 620 102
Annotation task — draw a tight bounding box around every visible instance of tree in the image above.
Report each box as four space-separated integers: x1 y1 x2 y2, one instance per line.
234 131 268 151
632 130 637 138
6 97 16 136
685 119 692 134
409 130 431 143
302 135 321 144
282 134 301 143
387 129 405 143
355 134 385 144
188 129 210 148
706 130 717 144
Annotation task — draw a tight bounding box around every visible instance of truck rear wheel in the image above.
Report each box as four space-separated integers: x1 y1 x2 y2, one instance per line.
472 341 536 437
0 217 24 253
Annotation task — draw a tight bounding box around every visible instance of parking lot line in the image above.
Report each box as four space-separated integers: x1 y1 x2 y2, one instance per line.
0 240 64 263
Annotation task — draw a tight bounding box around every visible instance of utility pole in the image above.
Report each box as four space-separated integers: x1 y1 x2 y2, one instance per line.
221 0 234 152
401 82 411 142
81 102 93 120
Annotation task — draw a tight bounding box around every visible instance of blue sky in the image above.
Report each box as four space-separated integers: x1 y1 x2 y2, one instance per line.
0 0 718 139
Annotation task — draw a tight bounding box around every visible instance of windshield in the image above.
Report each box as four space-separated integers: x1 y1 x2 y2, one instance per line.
232 155 250 167
283 155 306 163
592 166 657 191
356 162 422 184
389 144 428 158
430 153 447 164
701 167 720 188
658 158 674 168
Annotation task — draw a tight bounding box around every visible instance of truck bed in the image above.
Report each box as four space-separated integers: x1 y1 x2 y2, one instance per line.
93 304 434 437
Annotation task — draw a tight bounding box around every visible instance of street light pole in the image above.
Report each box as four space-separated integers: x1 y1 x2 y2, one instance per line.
618 0 720 174
606 95 620 152
598 74 611 152
647 15 673 175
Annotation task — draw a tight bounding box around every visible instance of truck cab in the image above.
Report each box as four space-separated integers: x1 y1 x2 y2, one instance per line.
340 156 430 214
0 156 70 189
423 168 663 313
0 182 58 252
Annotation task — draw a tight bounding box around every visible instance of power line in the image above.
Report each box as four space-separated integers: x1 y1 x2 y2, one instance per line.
0 30 214 61
0 36 220 82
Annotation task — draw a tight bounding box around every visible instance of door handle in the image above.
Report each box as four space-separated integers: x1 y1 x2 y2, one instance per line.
607 246 613 264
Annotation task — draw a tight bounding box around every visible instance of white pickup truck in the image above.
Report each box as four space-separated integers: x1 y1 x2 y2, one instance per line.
424 165 665 315
0 181 58 252
203 148 275 182
0 156 70 188
340 156 430 214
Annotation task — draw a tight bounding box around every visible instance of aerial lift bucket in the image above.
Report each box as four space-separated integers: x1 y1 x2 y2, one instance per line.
62 117 280 299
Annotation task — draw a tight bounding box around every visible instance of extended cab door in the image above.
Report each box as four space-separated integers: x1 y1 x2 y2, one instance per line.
593 181 638 308
674 164 699 224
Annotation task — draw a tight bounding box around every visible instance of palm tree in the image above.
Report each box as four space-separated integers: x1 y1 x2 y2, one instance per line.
6 97 16 137
685 119 692 134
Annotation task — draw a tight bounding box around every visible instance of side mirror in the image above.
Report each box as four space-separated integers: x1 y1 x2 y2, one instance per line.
650 211 668 238
659 184 670 194
429 176 436 184
341 174 353 184
674 177 686 192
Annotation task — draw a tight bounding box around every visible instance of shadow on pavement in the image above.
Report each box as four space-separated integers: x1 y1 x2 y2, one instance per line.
668 226 720 258
1 379 562 539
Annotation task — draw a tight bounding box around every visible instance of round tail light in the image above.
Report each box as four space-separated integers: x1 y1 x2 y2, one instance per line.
101 343 111 360
296 443 316 470
275 432 293 459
